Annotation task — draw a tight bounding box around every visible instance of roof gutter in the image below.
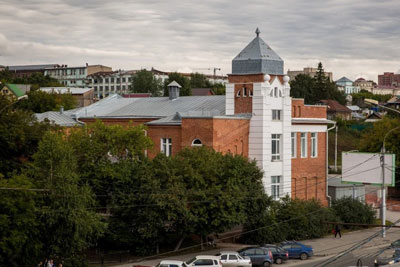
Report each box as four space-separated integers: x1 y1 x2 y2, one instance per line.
326 121 336 207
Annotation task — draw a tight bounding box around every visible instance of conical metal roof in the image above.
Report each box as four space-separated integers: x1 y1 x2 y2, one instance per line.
232 28 284 75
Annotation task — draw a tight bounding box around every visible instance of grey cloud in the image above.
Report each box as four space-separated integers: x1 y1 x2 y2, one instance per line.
0 0 399 80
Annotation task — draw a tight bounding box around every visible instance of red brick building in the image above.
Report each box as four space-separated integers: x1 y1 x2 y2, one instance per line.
66 30 333 205
378 72 400 87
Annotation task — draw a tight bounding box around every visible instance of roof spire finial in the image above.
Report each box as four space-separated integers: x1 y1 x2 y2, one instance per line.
255 27 260 37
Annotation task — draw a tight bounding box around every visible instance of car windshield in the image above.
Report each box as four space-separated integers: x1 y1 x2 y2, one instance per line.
186 258 196 265
237 255 244 260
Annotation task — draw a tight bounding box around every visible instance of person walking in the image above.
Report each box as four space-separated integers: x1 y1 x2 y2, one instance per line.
335 224 342 238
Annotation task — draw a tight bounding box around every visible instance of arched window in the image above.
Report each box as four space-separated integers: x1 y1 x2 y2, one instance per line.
192 139 202 146
236 89 241 97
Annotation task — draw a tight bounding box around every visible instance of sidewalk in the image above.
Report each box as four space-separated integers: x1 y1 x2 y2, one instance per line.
112 211 400 267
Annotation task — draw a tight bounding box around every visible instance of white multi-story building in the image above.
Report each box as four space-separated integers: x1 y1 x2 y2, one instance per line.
86 70 136 98
336 77 360 94
45 64 112 87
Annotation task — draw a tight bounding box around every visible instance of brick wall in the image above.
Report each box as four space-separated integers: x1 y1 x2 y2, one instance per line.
292 99 327 119
292 131 328 206
234 84 253 114
147 125 182 158
212 118 250 156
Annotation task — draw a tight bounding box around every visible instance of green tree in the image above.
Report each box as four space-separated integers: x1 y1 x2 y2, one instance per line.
0 70 62 88
130 69 163 96
16 90 77 113
332 197 376 229
164 72 191 96
290 63 346 105
33 131 106 264
190 73 211 88
212 83 226 95
0 95 53 177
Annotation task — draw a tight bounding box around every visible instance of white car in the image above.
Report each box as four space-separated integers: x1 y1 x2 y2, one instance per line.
185 255 222 267
217 251 252 267
156 260 187 267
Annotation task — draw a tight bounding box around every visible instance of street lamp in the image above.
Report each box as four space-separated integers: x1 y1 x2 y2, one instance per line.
0 95 28 114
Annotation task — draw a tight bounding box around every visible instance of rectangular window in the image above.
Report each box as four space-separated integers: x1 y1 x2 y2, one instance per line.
111 86 114 90
311 132 318 158
111 77 114 83
122 77 126 82
105 78 109 83
161 138 172 156
117 78 121 83
122 85 126 90
272 110 282 121
291 132 296 158
271 134 281 161
271 176 282 200
301 133 307 158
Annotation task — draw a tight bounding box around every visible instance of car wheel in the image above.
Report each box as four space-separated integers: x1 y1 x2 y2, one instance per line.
262 262 270 267
275 258 283 264
300 253 308 260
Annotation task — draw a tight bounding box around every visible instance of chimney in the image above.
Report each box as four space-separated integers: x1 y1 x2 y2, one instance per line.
167 81 181 100
60 106 64 114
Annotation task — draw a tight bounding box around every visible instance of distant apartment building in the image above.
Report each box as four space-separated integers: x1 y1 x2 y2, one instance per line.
151 68 228 84
40 87 95 107
44 64 112 87
87 70 136 99
371 85 400 96
378 72 400 87
287 67 333 82
353 78 374 92
7 64 60 78
336 77 360 94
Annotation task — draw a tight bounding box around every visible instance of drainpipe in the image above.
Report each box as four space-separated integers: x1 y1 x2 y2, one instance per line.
326 121 336 207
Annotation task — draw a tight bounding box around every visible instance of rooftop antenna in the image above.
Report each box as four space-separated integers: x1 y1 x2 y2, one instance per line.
255 27 260 37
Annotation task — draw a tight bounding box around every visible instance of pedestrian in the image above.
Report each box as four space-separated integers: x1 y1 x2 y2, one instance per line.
335 224 342 238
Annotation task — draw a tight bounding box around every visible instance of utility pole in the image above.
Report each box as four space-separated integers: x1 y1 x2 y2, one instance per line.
335 126 338 171
381 145 386 238
213 67 221 84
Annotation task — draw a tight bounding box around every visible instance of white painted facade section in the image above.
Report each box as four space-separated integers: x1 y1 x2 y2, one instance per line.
226 75 292 199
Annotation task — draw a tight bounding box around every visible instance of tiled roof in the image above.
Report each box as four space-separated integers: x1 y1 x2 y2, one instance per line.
232 30 283 75
319 99 352 113
5 84 24 97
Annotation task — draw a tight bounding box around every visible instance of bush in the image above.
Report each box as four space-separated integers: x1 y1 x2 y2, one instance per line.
331 197 376 229
242 197 336 244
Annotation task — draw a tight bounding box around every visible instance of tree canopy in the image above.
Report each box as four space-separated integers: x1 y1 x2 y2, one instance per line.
16 90 77 113
130 69 163 96
290 62 346 105
0 69 62 88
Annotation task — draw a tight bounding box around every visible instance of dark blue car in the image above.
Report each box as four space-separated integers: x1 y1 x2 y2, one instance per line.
279 241 313 260
238 247 273 267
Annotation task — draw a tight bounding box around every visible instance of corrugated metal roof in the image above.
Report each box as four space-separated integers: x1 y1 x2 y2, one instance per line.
5 84 24 97
8 64 59 71
35 111 81 127
40 87 93 94
73 94 226 119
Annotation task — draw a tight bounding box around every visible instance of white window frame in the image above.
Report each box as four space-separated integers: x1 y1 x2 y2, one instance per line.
291 132 297 158
300 133 307 158
271 176 282 200
161 138 172 156
311 132 318 158
272 110 282 121
271 134 282 161
191 139 202 147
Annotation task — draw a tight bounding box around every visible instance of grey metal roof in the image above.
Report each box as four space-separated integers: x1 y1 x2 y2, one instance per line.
336 76 353 83
328 175 364 188
8 64 59 71
35 111 81 127
232 30 283 75
72 94 226 119
168 81 182 88
292 118 334 124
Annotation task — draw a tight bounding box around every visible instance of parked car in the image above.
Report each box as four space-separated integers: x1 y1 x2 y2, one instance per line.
237 247 273 267
391 240 400 248
185 256 222 267
156 260 188 267
261 244 289 264
279 241 313 260
374 249 400 266
216 251 252 267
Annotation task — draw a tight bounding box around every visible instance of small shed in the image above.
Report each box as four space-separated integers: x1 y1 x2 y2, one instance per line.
328 175 365 202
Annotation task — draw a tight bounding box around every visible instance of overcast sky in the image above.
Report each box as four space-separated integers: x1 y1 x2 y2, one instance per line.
0 0 399 81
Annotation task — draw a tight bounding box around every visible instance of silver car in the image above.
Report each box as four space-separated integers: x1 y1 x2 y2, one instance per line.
217 251 252 267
